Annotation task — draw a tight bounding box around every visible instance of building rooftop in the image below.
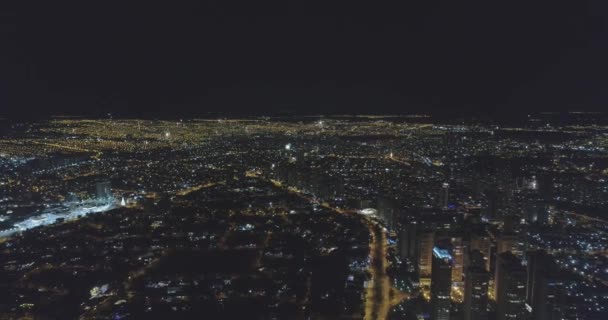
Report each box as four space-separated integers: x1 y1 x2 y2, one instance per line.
433 246 453 261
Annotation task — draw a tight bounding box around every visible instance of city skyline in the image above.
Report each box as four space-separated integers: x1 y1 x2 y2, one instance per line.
1 1 607 319
1 116 607 319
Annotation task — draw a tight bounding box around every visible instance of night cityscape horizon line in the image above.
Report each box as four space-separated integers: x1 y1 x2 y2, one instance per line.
1 110 607 121
1 115 607 319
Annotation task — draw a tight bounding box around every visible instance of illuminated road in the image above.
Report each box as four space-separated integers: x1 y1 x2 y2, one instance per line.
175 182 218 196
247 171 408 319
326 153 412 167
31 140 104 159
364 221 409 320
364 223 391 320
567 211 608 224
386 154 412 167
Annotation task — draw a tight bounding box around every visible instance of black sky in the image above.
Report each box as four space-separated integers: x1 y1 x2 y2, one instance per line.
1 1 606 118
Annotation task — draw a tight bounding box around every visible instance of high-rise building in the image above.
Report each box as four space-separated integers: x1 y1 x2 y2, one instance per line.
440 183 449 208
483 187 501 220
95 180 112 202
377 196 398 230
496 233 518 255
419 231 435 290
431 247 453 320
464 250 489 320
398 223 418 261
450 237 464 293
470 232 492 272
495 252 527 320
526 250 544 308
526 250 565 320
468 249 486 269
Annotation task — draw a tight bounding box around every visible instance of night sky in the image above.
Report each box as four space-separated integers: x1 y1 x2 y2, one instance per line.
1 1 607 118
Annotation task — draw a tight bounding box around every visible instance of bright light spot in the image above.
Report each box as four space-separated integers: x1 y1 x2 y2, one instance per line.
359 208 377 216
285 143 292 150
530 180 538 190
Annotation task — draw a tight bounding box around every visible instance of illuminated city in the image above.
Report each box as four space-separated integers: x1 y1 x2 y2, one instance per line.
0 114 606 319
2 2 607 319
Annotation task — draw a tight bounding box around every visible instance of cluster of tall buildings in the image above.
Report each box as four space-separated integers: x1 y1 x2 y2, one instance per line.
389 178 574 320
400 218 567 320
262 136 594 320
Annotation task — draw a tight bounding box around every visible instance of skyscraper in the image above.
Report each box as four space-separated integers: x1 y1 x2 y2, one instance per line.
398 223 418 261
470 231 492 272
495 252 527 320
526 250 565 320
497 233 518 256
464 250 489 320
450 237 464 289
431 247 453 320
419 231 435 291
377 196 398 230
483 187 501 220
440 183 449 208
